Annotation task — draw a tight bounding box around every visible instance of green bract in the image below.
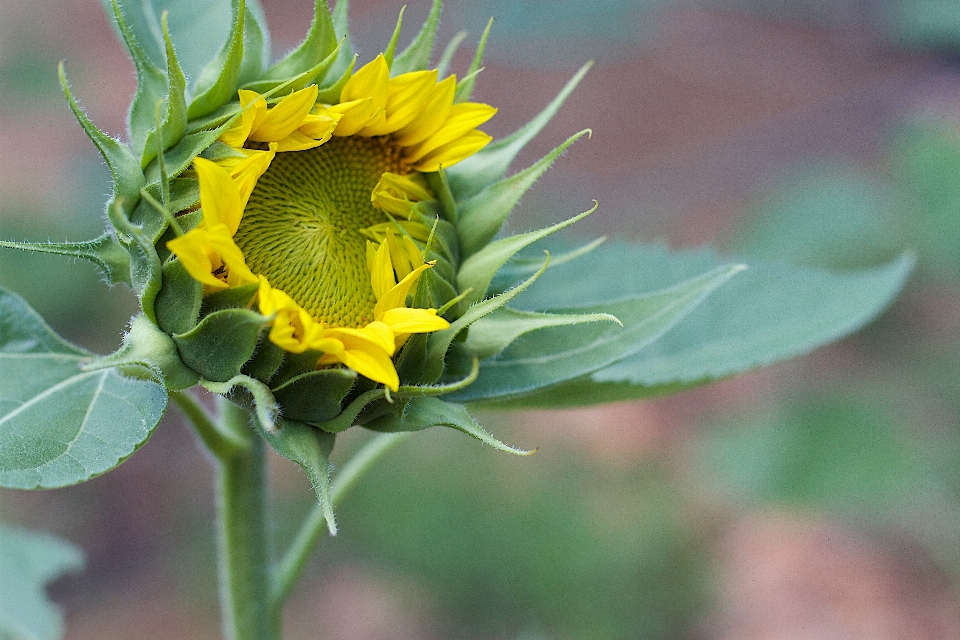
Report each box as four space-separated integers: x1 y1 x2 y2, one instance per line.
0 0 910 520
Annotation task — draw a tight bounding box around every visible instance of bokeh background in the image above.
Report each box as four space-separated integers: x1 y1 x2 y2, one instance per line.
2 0 960 638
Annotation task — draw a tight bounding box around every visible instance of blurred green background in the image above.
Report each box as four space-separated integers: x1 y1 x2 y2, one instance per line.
2 0 960 638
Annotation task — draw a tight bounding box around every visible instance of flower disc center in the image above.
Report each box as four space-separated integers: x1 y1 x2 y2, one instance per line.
235 137 407 327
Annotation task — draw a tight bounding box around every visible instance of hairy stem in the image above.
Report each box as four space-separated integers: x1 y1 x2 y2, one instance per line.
215 398 277 640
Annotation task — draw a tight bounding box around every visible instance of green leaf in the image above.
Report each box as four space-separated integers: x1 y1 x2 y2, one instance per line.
0 523 84 640
259 419 338 535
173 308 267 382
482 242 913 407
59 63 145 212
188 0 247 119
436 30 467 78
272 368 357 424
448 263 742 403
453 17 492 103
364 397 531 454
0 288 168 489
465 306 620 359
391 0 442 74
457 130 590 256
457 202 596 307
446 61 591 199
0 234 131 286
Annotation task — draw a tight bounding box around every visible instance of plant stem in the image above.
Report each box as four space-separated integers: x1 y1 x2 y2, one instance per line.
270 431 411 609
170 390 245 459
216 398 276 640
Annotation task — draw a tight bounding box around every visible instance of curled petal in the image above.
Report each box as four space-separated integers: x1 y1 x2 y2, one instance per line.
167 224 256 292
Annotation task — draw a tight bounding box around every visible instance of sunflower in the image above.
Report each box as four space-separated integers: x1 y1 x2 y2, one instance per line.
166 55 497 391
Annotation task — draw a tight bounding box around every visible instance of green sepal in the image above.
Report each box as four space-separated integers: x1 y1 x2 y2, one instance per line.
457 202 597 307
465 306 620 359
391 0 442 74
201 282 259 314
489 236 606 293
107 201 163 322
259 418 338 535
395 332 430 383
251 0 337 91
448 264 745 403
239 1 269 86
109 0 167 159
241 335 285 383
0 523 84 640
453 17 493 103
154 257 202 335
0 234 132 286
457 129 590 256
364 397 531 455
447 61 591 199
173 308 268 382
328 0 354 80
145 125 231 186
243 40 343 96
424 169 457 222
383 6 406 69
188 0 246 119
140 14 189 168
0 292 169 488
425 255 550 382
59 63 145 212
435 30 466 78
315 55 356 103
88 314 200 390
272 368 357 423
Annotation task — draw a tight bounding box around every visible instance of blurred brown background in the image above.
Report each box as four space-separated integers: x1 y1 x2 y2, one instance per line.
2 0 960 638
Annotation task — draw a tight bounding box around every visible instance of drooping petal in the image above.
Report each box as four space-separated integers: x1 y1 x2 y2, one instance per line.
219 90 266 148
195 157 245 235
411 129 493 173
404 102 497 164
167 224 256 292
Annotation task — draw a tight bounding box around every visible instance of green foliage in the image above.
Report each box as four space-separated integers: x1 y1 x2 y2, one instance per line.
0 289 167 489
478 243 912 407
0 523 84 640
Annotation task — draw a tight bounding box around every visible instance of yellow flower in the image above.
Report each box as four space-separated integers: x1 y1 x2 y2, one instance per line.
166 54 498 390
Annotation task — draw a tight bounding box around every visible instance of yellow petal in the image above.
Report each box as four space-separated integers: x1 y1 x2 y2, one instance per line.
273 130 327 152
379 307 449 334
330 98 379 137
363 69 438 136
167 225 256 292
412 130 493 173
392 75 457 147
404 102 497 164
194 157 244 235
370 240 396 301
341 54 390 108
298 111 340 140
373 261 433 318
323 322 400 390
229 149 275 209
248 85 319 143
218 90 266 147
